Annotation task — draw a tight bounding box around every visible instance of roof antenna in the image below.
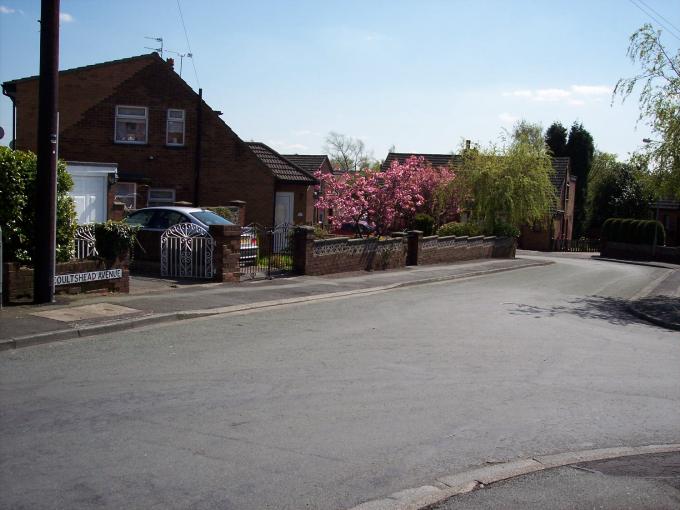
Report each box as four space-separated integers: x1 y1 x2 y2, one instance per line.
144 36 164 57
165 49 193 77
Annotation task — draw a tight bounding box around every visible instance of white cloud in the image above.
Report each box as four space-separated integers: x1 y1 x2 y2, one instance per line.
59 12 74 22
0 5 16 14
570 85 612 96
534 88 571 102
498 112 518 124
502 84 613 106
268 140 309 152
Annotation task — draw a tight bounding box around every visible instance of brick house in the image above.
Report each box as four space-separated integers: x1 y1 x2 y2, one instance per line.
281 154 334 224
2 53 317 227
519 157 577 251
653 199 680 246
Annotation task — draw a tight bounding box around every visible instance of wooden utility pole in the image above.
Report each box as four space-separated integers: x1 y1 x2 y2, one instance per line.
34 0 60 303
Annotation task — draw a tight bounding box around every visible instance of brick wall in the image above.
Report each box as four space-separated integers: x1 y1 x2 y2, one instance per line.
601 241 680 264
3 259 130 304
292 228 516 276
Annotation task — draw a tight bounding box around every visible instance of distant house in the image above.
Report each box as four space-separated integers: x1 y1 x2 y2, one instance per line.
381 152 460 171
519 157 577 251
281 154 334 224
653 199 680 246
2 53 317 226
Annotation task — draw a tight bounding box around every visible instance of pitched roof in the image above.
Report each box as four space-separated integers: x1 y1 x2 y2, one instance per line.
2 53 162 86
247 143 318 184
381 152 460 171
550 157 570 191
281 154 330 174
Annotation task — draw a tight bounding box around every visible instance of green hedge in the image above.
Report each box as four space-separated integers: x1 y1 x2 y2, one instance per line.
602 218 665 245
412 213 435 236
436 221 482 237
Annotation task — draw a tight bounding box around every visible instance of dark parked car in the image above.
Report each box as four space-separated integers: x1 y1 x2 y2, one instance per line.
124 207 257 264
333 221 374 237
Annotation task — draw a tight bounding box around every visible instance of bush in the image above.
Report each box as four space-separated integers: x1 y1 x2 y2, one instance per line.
93 221 140 261
602 218 665 245
412 213 435 236
205 206 238 223
437 221 482 237
0 147 76 264
492 221 520 238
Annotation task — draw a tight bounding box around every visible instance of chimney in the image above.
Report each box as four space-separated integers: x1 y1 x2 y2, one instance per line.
465 139 471 150
166 57 174 69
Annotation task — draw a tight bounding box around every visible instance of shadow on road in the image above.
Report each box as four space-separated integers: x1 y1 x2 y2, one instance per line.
508 295 648 326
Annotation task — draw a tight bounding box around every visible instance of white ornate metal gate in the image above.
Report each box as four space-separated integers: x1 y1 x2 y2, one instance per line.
74 224 98 259
161 223 214 279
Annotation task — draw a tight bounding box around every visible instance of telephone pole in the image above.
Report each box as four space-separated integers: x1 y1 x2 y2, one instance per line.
34 0 60 303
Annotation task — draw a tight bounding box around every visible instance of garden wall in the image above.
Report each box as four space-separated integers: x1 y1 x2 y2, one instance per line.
293 227 516 276
3 257 129 304
601 241 680 264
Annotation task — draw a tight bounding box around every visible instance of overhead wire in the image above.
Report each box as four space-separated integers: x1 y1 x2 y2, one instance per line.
627 0 680 42
176 0 201 88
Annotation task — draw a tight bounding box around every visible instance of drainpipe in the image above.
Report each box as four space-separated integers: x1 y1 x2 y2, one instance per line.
193 88 203 206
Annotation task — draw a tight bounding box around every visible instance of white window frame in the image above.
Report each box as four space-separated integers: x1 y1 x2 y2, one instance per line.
115 105 148 144
113 182 137 210
166 109 186 146
148 188 176 207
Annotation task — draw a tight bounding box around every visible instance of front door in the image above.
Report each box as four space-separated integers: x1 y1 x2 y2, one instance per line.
275 192 294 226
274 192 294 251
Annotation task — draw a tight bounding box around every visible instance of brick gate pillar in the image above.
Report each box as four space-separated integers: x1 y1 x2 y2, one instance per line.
406 230 423 266
209 225 242 282
293 226 315 275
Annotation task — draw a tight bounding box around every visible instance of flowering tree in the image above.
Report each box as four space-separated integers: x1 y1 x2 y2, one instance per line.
315 156 458 236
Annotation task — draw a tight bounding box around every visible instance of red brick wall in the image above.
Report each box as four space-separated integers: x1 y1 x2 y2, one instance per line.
418 236 496 264
3 260 129 304
11 56 278 227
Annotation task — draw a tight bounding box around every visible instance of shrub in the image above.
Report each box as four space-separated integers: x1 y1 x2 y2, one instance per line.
412 213 435 236
0 147 76 264
205 206 238 224
602 218 665 245
437 221 482 237
93 221 140 261
492 221 520 238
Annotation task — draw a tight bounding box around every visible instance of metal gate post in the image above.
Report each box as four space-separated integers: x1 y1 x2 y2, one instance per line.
267 228 273 279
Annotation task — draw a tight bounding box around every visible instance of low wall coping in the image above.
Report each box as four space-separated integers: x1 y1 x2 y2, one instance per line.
422 235 438 241
314 237 351 246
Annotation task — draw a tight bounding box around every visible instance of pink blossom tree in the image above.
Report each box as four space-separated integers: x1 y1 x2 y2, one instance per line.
315 156 458 236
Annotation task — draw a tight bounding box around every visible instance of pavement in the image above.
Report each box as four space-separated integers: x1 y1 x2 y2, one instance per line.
0 256 550 350
1 252 678 351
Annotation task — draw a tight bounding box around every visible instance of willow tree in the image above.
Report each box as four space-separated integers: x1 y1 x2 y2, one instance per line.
457 121 556 232
614 24 680 199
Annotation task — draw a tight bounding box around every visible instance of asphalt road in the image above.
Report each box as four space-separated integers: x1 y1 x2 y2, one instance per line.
1 256 679 509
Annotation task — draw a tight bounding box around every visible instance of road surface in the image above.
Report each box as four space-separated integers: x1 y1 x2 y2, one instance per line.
1 255 678 509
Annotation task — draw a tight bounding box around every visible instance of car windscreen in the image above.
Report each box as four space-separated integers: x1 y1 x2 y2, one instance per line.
189 211 234 226
124 210 155 226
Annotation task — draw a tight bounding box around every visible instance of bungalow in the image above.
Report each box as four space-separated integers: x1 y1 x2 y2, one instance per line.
2 53 317 227
281 154 334 224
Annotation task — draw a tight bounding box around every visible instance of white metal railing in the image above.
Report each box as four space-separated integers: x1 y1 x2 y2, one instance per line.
161 223 214 279
74 224 98 259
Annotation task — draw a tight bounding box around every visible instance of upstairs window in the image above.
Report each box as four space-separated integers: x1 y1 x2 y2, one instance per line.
166 109 185 146
147 188 176 207
115 106 148 144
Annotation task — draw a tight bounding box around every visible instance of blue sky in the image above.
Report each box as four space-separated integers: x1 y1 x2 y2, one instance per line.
1 0 679 160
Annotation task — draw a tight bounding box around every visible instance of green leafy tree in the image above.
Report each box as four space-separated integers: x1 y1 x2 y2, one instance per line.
614 24 680 199
586 151 651 232
0 147 77 264
566 122 595 237
545 122 568 157
457 121 556 232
